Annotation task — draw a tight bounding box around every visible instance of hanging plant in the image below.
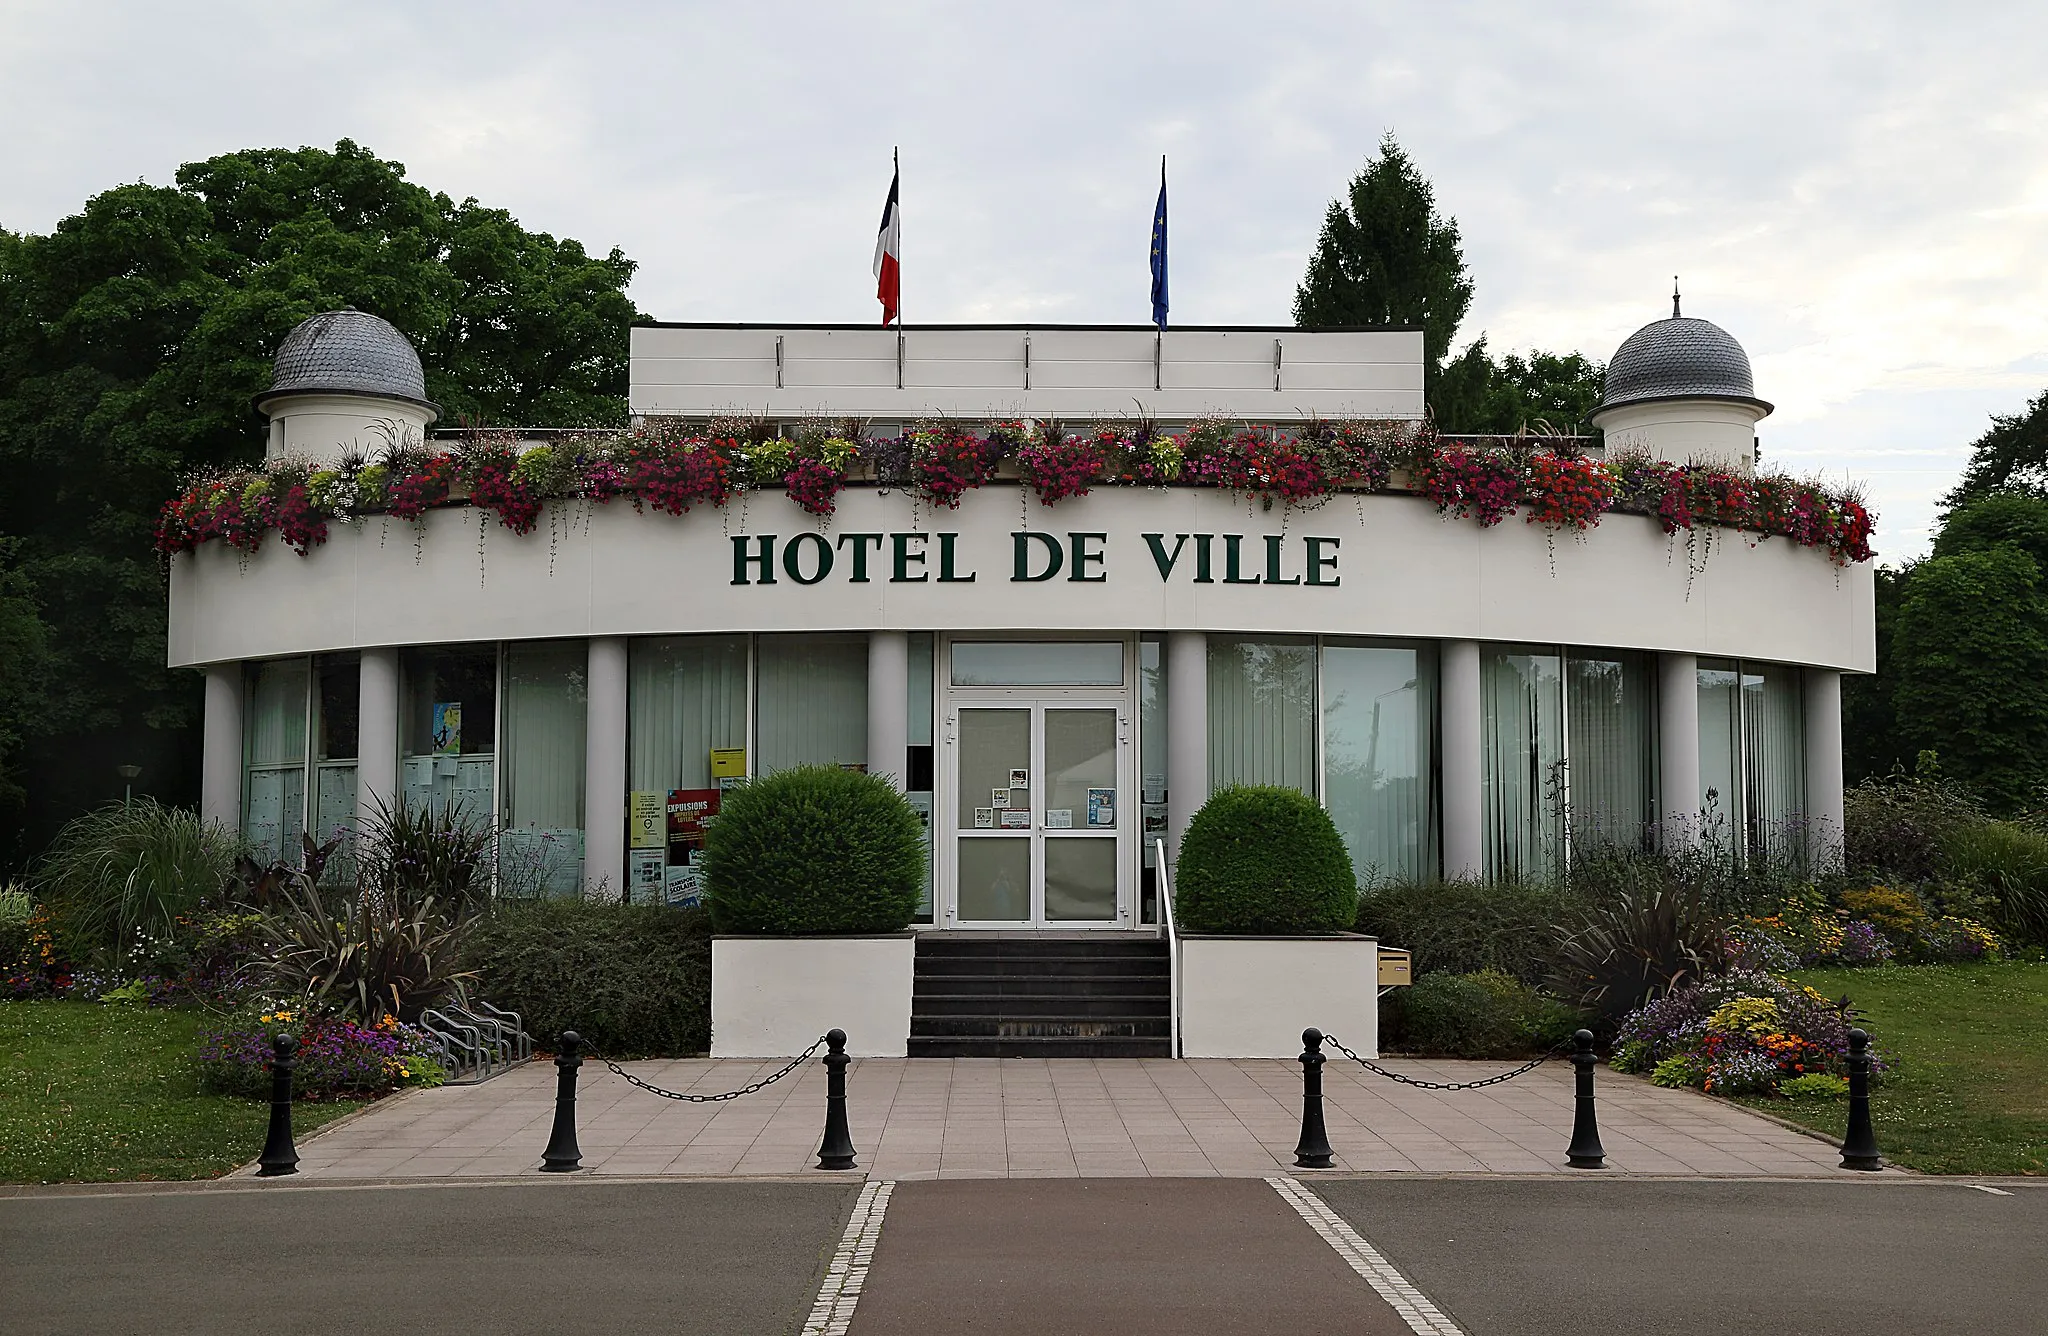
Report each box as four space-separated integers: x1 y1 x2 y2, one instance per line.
783 457 846 517
1415 447 1523 527
909 426 996 508
1523 452 1614 533
1016 429 1109 506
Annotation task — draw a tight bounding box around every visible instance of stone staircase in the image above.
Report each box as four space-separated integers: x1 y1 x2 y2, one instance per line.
908 934 1173 1058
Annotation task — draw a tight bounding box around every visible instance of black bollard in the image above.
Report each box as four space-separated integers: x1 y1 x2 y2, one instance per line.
540 1030 584 1172
1839 1028 1882 1171
1293 1028 1335 1169
1565 1028 1607 1169
255 1032 300 1177
817 1029 858 1171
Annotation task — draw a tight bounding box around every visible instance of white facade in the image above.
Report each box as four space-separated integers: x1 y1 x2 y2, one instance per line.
172 320 1871 930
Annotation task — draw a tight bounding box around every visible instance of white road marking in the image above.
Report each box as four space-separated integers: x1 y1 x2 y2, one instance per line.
801 1179 894 1336
1268 1176 1467 1336
1966 1184 2014 1196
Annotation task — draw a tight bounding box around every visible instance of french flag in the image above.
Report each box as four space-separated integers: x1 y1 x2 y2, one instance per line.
873 159 900 327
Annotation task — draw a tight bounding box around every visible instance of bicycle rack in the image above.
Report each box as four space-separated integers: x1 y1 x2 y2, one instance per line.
418 1001 534 1084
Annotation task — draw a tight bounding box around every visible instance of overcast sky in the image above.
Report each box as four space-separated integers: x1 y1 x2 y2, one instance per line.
7 1 2046 561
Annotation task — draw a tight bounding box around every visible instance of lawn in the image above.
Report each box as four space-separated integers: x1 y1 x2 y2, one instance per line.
1736 961 2048 1176
0 1000 365 1184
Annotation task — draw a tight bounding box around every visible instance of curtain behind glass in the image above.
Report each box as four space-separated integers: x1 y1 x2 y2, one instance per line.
399 646 497 828
1697 660 1743 848
501 641 587 895
1207 637 1316 795
1566 651 1657 853
1482 647 1564 882
1744 665 1806 865
244 659 309 866
756 633 868 773
629 635 748 791
1323 641 1436 884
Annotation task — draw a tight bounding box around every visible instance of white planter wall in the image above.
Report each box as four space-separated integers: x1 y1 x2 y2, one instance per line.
710 934 915 1058
1179 935 1379 1059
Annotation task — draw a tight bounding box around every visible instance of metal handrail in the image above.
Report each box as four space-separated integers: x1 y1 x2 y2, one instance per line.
1155 837 1180 1058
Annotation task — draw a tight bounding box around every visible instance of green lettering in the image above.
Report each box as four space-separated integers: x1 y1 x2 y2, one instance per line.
836 532 884 582
1068 532 1108 583
1264 534 1302 586
782 532 833 585
1012 531 1063 581
1193 534 1214 584
731 534 776 585
891 531 929 582
1305 535 1341 586
938 532 976 582
1143 533 1188 580
1223 534 1261 584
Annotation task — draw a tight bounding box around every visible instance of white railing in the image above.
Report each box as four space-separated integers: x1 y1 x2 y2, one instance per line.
1155 837 1181 1059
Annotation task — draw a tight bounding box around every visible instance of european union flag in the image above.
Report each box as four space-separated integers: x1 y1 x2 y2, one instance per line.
1149 158 1168 330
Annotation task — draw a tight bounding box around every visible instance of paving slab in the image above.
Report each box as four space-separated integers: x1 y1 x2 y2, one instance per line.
278 1055 1863 1179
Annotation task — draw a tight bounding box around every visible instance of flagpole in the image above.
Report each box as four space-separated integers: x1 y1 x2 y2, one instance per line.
1154 155 1165 392
894 146 904 391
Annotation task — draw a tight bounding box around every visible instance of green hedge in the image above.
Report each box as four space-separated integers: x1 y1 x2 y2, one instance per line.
701 765 925 934
1355 879 1584 984
1382 970 1582 1058
465 899 711 1057
1175 785 1358 934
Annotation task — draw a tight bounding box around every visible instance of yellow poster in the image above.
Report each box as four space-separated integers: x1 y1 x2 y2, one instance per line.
628 791 668 849
710 748 746 779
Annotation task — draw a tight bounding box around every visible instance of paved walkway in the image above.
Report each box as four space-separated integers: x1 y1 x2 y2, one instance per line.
273 1055 1859 1180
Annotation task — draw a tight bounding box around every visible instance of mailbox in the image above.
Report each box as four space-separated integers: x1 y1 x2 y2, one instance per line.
1376 948 1412 988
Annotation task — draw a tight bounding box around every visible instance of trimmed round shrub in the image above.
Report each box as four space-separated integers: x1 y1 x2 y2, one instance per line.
700 765 926 934
1174 784 1357 934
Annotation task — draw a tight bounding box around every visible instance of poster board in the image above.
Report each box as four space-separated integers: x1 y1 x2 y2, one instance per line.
665 788 721 908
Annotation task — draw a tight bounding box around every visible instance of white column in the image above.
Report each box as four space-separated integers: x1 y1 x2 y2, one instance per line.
1804 669 1845 873
584 636 629 899
1165 631 1208 861
1659 652 1700 848
867 630 909 786
1440 639 1483 881
355 647 400 835
200 663 243 832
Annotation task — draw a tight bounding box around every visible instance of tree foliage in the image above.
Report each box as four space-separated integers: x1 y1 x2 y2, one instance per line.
1890 547 2048 814
1294 133 1474 401
1433 342 1607 435
0 140 643 868
1946 388 2048 506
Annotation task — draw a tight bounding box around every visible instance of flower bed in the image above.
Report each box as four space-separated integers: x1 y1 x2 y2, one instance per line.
195 1007 448 1099
157 421 1876 565
1608 968 1879 1096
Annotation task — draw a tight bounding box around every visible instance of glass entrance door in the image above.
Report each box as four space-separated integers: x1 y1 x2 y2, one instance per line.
950 700 1127 927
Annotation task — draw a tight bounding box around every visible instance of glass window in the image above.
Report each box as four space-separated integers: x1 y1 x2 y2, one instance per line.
1323 640 1437 885
243 658 309 866
629 635 748 791
311 656 360 879
500 641 587 896
1208 637 1317 794
1697 659 1743 847
951 641 1123 686
907 632 935 922
1566 651 1657 854
756 633 868 773
1482 646 1564 882
399 645 497 828
1744 664 1806 864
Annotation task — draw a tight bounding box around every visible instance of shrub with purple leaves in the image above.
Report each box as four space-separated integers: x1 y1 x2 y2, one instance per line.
197 1008 447 1099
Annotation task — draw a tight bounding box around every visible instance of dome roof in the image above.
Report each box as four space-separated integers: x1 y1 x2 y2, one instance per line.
259 309 436 411
1599 314 1769 415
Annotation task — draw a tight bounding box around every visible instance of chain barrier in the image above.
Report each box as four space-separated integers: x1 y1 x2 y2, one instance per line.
1320 1033 1565 1092
583 1034 829 1103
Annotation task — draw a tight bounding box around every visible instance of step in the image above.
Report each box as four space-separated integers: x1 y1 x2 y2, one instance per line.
916 937 1165 957
908 1015 1172 1039
911 993 1169 1019
914 973 1169 998
915 955 1169 979
907 1034 1174 1059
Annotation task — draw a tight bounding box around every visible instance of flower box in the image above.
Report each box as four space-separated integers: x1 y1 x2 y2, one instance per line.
1179 933 1379 1059
710 933 915 1057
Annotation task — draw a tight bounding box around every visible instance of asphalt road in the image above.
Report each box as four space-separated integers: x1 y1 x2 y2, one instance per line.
0 1179 859 1336
1307 1177 2048 1335
5 1176 2044 1335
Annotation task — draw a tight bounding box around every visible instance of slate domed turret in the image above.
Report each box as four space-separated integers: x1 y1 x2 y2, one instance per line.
1591 282 1770 474
254 309 439 465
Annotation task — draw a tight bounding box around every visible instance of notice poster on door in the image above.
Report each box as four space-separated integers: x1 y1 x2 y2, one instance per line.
1046 809 1074 829
665 788 721 908
1009 768 1030 788
1087 788 1116 827
999 808 1031 829
974 807 995 828
991 787 1010 809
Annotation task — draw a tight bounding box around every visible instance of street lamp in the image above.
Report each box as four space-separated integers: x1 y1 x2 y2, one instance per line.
117 764 142 809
